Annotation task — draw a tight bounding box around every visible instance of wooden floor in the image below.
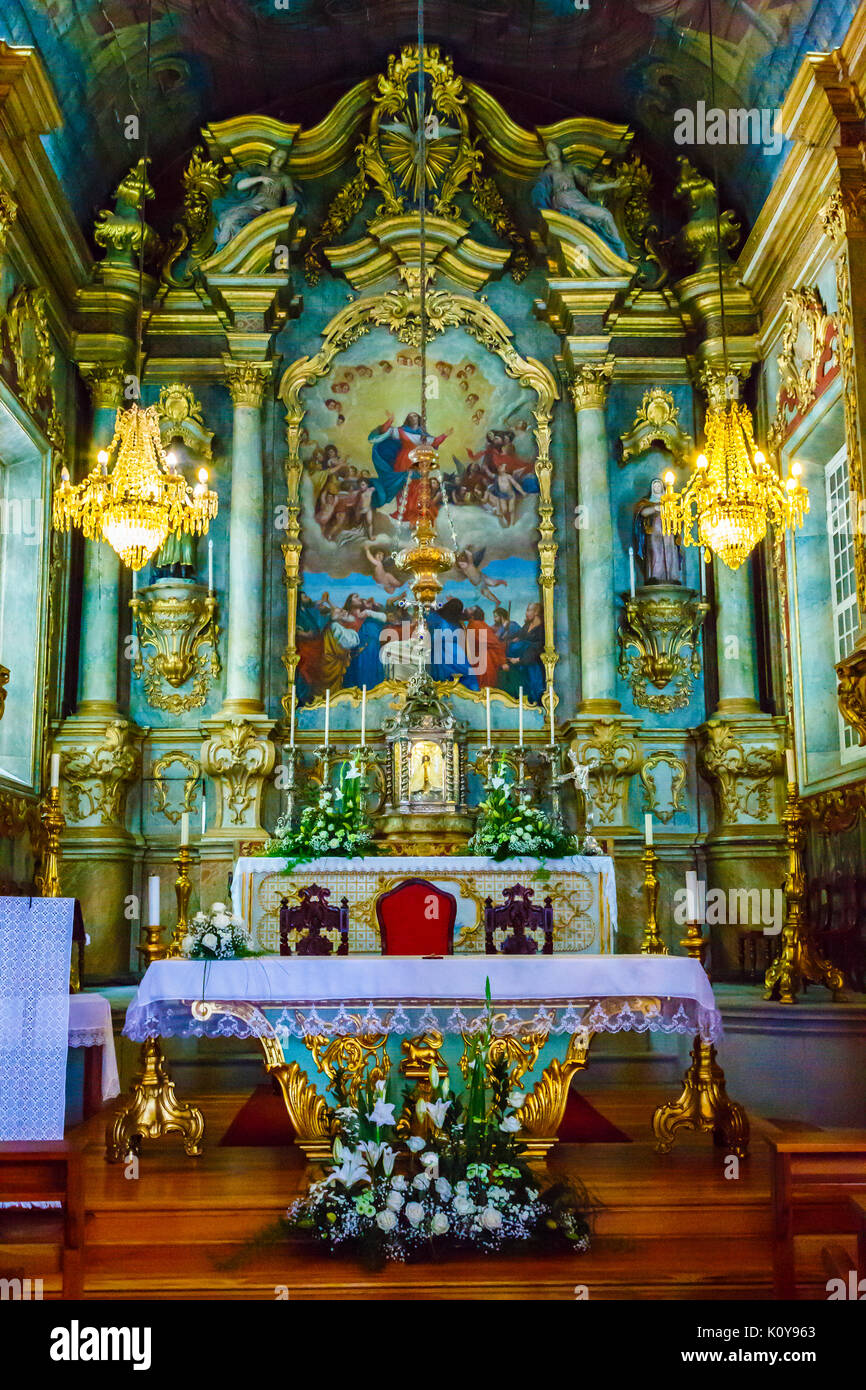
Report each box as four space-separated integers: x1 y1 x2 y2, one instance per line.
1 1088 844 1300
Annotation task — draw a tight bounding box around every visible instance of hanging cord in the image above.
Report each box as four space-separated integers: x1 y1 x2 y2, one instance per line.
706 0 730 392
417 0 427 433
134 0 154 396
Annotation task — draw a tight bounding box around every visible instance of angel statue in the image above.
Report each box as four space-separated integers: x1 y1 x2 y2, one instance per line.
532 141 630 260
214 148 299 248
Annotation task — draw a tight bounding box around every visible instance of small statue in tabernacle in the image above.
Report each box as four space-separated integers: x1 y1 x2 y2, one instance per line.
532 141 630 260
634 475 683 585
214 148 298 247
152 527 197 580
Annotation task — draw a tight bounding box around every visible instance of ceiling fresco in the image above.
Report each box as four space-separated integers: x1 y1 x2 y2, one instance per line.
1 1 857 235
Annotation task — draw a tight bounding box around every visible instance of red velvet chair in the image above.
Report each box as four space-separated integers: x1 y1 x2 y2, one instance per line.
376 878 456 955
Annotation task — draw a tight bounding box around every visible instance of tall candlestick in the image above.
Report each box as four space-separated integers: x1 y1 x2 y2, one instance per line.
324 687 330 745
50 752 60 789
361 685 367 747
180 812 189 847
518 688 524 747
485 686 491 745
148 874 160 926
289 683 296 749
208 539 214 594
628 547 636 598
644 812 653 847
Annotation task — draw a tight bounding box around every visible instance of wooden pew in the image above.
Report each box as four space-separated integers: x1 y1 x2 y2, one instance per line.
0 1142 84 1298
766 1131 866 1298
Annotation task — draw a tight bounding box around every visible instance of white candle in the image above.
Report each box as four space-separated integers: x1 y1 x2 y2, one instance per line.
644 812 653 846
686 869 698 922
50 752 60 789
132 566 138 594
699 552 706 598
208 539 214 594
518 688 524 747
485 687 491 745
148 874 160 926
628 547 636 598
786 747 796 784
361 685 367 747
201 790 207 837
289 683 296 750
180 812 189 846
324 687 330 745
548 688 555 746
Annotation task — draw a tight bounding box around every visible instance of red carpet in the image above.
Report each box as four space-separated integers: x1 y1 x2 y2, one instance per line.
220 1085 630 1147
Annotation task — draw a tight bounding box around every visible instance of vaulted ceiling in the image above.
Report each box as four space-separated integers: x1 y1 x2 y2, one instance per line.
1 1 857 238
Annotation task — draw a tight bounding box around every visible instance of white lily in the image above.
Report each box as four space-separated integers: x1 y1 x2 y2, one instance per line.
326 1152 370 1189
367 1098 397 1127
425 1098 451 1129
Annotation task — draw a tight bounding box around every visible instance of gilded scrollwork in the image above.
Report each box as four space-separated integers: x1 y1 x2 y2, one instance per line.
160 146 231 286
674 157 740 269
303 1023 390 1108
61 720 142 826
156 383 214 461
572 720 641 825
94 158 162 267
617 590 708 713
697 723 779 824
0 180 18 266
639 750 687 824
151 752 201 825
620 388 693 467
200 717 276 826
1 284 54 415
131 586 220 713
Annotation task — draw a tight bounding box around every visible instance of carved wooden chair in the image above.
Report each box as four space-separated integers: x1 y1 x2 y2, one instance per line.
484 884 553 955
279 885 349 957
376 879 456 955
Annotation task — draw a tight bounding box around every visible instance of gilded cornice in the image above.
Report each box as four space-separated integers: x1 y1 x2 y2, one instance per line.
802 777 866 835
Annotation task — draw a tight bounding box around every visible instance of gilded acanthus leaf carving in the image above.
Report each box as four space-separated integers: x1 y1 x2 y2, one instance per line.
697 724 779 824
62 721 142 825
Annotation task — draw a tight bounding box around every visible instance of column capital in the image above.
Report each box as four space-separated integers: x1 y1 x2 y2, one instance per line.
223 358 274 408
80 364 126 410
695 363 752 411
568 357 614 411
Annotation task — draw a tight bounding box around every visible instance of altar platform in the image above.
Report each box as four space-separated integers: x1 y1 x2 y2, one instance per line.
231 854 617 954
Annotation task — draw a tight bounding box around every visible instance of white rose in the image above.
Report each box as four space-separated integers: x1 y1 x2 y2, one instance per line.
390 1175 407 1191
431 1211 450 1236
412 1172 430 1191
507 1090 525 1110
435 1177 452 1200
375 1209 397 1232
455 1181 469 1198
480 1207 503 1231
404 1202 425 1227
454 1196 475 1217
499 1115 521 1133
386 1191 405 1212
201 931 218 951
406 1135 425 1152
210 902 226 914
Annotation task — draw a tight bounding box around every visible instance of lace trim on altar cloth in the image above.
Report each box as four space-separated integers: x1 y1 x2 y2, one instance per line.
124 997 722 1045
68 1027 109 1048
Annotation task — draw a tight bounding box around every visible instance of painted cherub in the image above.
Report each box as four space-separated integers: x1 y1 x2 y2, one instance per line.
364 543 406 595
455 547 508 603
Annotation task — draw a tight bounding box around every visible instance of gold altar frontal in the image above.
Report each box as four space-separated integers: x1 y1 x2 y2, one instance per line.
238 858 616 955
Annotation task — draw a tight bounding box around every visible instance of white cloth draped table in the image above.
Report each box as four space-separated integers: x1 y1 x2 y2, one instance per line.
68 993 120 1103
123 953 722 1045
230 854 617 955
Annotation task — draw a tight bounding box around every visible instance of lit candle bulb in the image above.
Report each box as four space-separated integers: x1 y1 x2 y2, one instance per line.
360 685 366 748
180 812 189 847
518 688 524 747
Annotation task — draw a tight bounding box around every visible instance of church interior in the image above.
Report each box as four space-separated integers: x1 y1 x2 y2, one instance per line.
2 0 866 1317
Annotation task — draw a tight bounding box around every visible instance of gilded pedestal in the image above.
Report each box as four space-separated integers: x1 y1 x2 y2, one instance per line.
106 1037 205 1161
652 1037 750 1159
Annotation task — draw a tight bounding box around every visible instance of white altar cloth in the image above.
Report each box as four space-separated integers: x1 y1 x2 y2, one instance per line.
231 854 617 955
68 993 120 1103
123 953 721 1044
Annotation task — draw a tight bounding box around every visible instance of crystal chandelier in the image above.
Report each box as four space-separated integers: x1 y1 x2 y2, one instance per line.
52 0 218 572
661 397 808 570
53 404 218 570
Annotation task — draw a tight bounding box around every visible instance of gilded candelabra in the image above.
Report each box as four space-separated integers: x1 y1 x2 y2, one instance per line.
508 745 531 800
35 785 65 898
472 744 498 794
138 914 165 968
278 744 304 833
764 778 845 1004
639 844 667 954
540 742 566 837
164 845 193 959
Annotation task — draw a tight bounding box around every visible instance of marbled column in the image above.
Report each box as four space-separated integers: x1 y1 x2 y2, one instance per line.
713 557 760 713
77 367 125 714
571 358 620 713
222 360 273 714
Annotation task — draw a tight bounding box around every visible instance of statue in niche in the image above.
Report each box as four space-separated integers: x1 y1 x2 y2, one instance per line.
214 148 299 247
532 141 630 260
633 476 683 585
152 439 198 580
636 478 683 586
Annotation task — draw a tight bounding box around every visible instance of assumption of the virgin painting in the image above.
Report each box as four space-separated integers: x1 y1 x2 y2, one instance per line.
295 328 546 706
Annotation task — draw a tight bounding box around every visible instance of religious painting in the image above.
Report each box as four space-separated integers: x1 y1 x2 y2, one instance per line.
294 328 545 707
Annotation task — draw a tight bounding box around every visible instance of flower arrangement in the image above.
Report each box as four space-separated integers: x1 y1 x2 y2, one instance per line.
283 982 594 1268
467 760 579 860
264 762 375 863
179 902 255 961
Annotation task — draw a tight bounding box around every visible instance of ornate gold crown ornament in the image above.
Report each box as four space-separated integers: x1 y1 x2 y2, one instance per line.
394 443 456 608
52 403 218 570
660 398 807 570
